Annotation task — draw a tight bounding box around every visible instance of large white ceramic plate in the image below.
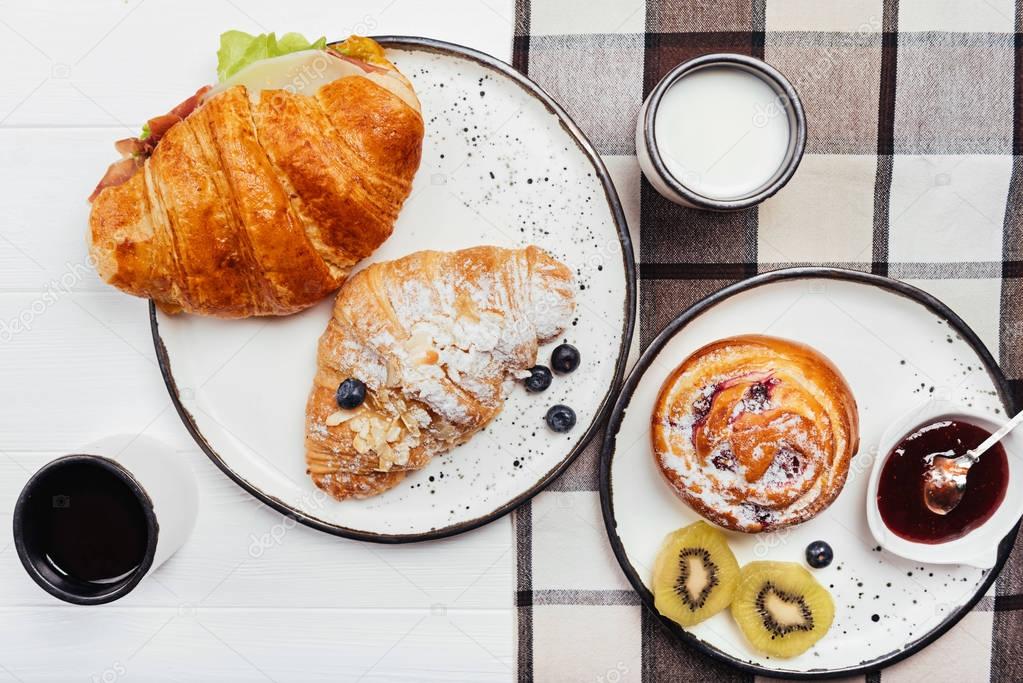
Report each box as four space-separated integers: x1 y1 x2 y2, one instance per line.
601 269 1016 678
152 37 635 542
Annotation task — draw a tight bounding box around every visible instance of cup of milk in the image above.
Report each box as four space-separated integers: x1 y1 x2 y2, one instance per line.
636 53 806 211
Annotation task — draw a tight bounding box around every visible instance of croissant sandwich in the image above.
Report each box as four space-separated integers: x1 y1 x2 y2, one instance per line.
88 31 424 317
651 335 859 532
305 245 576 500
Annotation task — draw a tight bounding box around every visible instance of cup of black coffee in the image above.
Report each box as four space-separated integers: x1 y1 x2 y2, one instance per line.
13 436 197 605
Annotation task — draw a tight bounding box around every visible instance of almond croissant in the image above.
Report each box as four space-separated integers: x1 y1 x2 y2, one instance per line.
305 245 576 500
88 37 424 318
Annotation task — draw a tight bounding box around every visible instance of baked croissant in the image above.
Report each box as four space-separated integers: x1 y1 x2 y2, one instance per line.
305 245 576 500
651 335 859 532
87 36 424 318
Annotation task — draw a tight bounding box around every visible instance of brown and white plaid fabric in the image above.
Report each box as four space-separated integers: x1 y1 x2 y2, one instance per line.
510 1 1023 680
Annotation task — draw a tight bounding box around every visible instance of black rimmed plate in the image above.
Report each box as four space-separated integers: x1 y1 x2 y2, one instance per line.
600 268 1017 678
151 37 635 542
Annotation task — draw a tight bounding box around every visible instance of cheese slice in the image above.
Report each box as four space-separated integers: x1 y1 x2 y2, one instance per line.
203 49 420 112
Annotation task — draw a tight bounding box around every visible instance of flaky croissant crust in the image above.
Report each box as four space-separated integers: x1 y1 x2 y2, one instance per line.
305 245 576 500
651 335 859 532
88 59 424 318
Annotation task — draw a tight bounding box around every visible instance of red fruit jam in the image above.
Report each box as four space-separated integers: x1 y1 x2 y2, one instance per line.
877 420 1009 544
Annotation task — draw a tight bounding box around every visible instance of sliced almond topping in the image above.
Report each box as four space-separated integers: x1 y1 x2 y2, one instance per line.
385 358 402 387
410 406 432 426
376 443 395 471
325 408 362 427
398 412 421 440
371 417 387 442
434 422 459 443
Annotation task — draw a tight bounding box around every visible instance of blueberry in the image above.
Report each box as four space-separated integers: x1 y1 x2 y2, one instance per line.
545 404 576 433
550 343 580 374
335 378 366 410
805 540 834 569
524 365 553 392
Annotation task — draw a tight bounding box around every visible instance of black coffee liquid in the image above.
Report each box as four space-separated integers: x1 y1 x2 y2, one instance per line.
22 461 149 584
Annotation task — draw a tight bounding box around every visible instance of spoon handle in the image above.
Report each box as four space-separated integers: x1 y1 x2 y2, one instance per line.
968 408 1023 462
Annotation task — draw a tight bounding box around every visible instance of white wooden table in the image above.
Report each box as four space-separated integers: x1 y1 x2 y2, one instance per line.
0 2 517 680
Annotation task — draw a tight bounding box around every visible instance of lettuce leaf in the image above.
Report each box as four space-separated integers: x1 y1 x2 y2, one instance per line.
216 30 327 82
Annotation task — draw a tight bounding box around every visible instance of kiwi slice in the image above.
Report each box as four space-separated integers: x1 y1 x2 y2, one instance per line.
651 521 740 627
731 561 835 658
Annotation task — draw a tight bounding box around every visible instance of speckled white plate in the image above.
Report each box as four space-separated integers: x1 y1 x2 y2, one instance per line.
152 37 635 542
600 269 1017 678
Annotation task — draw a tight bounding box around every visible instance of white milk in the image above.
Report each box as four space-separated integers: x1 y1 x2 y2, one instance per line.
653 66 791 200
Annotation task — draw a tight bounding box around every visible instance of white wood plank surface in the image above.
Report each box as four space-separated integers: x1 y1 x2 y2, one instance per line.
0 1 517 680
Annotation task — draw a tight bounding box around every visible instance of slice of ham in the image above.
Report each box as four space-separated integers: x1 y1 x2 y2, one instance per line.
169 85 211 119
328 50 390 74
113 137 146 158
87 158 141 203
88 85 210 202
144 113 183 142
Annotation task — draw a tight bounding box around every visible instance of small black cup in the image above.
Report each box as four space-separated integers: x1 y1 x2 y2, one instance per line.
13 455 159 605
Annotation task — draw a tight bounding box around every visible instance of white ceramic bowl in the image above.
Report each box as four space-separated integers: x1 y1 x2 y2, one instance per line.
866 400 1023 568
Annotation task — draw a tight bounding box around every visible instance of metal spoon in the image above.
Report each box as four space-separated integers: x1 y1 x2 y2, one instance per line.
922 408 1023 515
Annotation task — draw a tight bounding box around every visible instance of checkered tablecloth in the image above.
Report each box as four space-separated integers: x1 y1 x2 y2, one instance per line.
509 1 1023 680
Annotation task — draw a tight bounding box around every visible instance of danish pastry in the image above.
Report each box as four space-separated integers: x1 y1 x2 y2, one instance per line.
651 335 859 532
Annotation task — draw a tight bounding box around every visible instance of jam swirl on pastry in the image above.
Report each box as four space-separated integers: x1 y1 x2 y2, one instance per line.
651 335 859 532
